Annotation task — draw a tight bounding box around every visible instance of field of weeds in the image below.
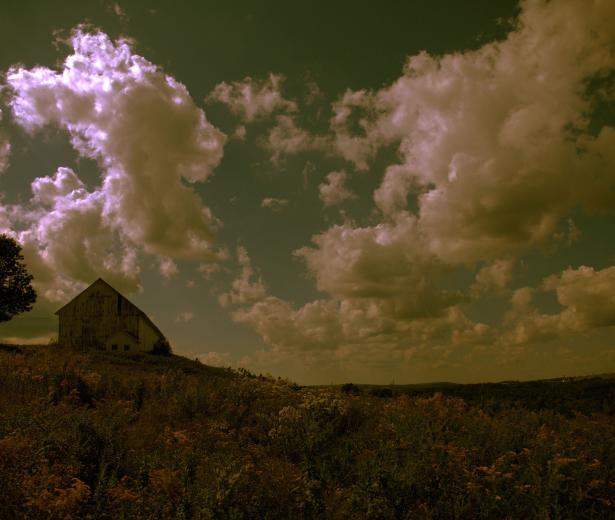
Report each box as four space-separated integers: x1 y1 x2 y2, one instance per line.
0 345 614 519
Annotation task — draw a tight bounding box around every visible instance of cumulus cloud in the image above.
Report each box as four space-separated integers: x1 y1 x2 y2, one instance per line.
234 296 490 373
207 73 330 163
0 168 140 302
330 89 385 171
3 167 140 302
4 28 227 300
198 262 222 280
500 287 559 346
208 73 296 122
106 1 128 22
263 114 330 164
175 311 194 323
331 0 615 263
159 257 178 278
0 109 10 173
501 264 615 347
197 351 231 367
318 170 356 207
471 259 515 296
295 213 460 318
230 213 479 374
8 28 225 257
545 265 615 331
230 0 615 379
260 197 289 212
218 246 266 307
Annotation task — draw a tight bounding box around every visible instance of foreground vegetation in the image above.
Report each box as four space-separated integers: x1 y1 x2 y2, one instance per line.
0 345 614 519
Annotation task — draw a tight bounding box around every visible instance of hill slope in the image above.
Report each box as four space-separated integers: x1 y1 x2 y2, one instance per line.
1 345 614 519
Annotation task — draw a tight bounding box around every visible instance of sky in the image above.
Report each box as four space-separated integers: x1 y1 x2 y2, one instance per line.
1 0 615 384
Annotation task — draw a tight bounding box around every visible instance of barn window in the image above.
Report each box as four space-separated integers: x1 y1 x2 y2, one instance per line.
124 344 130 351
111 344 118 351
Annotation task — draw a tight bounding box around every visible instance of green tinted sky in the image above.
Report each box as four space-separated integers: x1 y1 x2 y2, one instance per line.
1 0 614 384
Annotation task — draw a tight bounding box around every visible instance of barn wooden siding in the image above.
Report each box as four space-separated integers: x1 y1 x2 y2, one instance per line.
56 279 165 352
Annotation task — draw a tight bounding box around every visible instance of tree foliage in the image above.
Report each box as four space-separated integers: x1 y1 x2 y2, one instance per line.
150 338 172 356
0 234 37 323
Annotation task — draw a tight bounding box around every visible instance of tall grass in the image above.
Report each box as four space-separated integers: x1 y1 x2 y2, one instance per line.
0 346 613 519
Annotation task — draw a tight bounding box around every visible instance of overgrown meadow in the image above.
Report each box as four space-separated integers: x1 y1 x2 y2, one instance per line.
0 345 614 519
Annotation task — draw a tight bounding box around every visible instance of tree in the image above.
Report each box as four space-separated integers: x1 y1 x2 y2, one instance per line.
0 234 37 323
150 338 172 356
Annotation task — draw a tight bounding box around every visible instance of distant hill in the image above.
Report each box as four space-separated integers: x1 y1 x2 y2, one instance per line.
356 375 615 416
1 345 614 519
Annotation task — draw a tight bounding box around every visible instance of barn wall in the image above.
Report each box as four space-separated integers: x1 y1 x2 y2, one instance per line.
138 318 163 351
58 280 157 350
105 331 139 353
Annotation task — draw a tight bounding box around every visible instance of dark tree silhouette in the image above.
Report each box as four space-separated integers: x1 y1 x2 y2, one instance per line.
0 234 37 323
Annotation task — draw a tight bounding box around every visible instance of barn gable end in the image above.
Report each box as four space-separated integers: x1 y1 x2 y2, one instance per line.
55 278 166 352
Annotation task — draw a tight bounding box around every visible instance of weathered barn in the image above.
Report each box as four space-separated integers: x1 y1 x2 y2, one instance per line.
55 278 166 353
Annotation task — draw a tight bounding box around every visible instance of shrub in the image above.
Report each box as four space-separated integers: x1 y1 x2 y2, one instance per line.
340 383 361 395
369 387 394 398
150 339 172 356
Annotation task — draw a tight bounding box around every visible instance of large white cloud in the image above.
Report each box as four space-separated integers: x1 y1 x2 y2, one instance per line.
230 0 615 378
2 167 140 302
332 0 615 263
0 109 10 173
4 28 227 299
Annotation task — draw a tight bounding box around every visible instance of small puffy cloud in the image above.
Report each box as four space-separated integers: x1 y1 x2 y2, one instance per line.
318 170 356 207
218 246 266 307
107 1 128 21
500 287 559 346
208 73 296 122
233 124 247 140
229 213 475 371
175 311 194 323
263 114 330 164
330 89 384 171
198 262 222 280
471 259 514 296
197 351 231 367
260 197 289 212
4 28 227 300
159 257 178 278
0 109 10 173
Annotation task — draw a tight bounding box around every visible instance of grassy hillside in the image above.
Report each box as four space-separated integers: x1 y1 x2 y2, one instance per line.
1 345 614 519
